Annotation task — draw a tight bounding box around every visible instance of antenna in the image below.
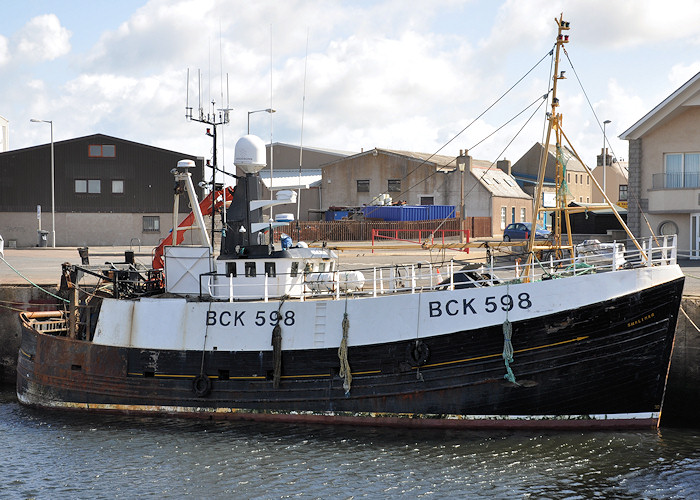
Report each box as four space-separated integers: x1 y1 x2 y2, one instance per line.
185 68 192 119
296 29 309 239
185 67 231 251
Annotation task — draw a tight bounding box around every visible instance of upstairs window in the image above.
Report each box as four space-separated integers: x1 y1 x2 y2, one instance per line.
388 179 401 192
89 144 116 158
112 180 124 194
619 184 628 201
75 179 101 193
357 179 370 192
665 153 700 188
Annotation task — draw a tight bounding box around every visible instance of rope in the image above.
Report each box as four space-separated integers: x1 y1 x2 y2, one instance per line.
271 295 288 389
0 255 69 303
337 297 352 395
271 323 282 388
680 306 700 333
502 282 519 385
502 319 518 384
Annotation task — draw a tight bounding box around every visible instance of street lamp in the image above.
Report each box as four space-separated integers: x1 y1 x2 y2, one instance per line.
602 119 611 197
457 150 468 244
30 118 55 248
247 108 275 134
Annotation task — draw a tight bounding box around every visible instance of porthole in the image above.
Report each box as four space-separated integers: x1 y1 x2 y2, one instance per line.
658 220 678 236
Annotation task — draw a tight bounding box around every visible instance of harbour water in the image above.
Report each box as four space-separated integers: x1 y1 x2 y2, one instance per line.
1 388 699 499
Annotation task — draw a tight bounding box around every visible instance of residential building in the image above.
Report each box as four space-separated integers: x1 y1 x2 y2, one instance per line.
620 71 700 258
511 142 594 228
321 148 531 236
0 134 204 247
591 154 628 206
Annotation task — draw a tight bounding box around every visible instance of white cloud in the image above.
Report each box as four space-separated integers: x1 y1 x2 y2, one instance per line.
669 62 700 88
0 36 9 66
15 14 72 62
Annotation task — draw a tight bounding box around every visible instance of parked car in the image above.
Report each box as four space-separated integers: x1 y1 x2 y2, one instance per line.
503 222 551 241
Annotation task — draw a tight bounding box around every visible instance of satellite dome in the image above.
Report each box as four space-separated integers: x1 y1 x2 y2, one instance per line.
234 135 267 174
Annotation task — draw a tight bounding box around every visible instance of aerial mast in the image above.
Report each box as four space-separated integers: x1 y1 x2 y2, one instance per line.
186 69 231 251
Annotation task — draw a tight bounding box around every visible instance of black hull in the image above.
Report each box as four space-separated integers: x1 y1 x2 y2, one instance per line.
17 277 684 429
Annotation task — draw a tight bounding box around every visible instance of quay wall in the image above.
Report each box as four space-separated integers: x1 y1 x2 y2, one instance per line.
1 284 699 426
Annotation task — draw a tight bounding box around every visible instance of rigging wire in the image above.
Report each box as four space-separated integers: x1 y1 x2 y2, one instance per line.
363 46 556 211
562 47 658 241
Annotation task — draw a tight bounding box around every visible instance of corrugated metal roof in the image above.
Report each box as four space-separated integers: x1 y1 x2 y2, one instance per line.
260 169 322 189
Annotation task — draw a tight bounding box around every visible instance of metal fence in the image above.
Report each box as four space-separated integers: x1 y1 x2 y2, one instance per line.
272 217 492 242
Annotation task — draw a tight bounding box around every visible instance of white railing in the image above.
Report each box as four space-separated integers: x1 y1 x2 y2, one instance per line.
197 236 678 302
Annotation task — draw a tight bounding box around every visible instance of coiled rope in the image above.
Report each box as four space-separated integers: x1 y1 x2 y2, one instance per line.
337 296 352 395
502 282 519 385
502 319 518 384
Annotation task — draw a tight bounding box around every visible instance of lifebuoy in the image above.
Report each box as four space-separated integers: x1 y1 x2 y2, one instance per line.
192 374 211 397
406 340 430 367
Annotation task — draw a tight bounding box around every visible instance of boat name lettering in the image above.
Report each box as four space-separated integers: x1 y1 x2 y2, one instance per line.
428 293 531 318
206 310 296 327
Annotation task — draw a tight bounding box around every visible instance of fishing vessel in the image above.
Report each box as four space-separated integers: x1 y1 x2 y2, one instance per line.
16 16 684 429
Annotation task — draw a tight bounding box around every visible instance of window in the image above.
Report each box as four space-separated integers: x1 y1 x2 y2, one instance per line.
245 262 256 277
290 262 299 278
112 180 124 194
619 184 628 201
420 196 434 205
387 179 401 192
88 144 116 158
658 220 678 236
665 153 700 188
264 262 276 278
75 179 101 193
357 179 370 192
567 173 571 183
587 175 590 185
226 262 237 277
500 207 506 230
511 207 515 224
143 216 160 232
520 208 526 222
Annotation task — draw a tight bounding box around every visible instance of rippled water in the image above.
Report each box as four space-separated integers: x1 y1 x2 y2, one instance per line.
1 388 699 499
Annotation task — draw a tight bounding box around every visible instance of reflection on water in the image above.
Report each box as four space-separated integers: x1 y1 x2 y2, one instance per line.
1 388 699 499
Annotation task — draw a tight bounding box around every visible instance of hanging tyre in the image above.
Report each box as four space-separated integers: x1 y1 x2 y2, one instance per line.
406 340 430 367
192 374 211 397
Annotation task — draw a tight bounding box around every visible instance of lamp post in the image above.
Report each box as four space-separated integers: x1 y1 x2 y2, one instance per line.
457 150 467 244
603 119 611 198
247 108 275 134
30 118 55 248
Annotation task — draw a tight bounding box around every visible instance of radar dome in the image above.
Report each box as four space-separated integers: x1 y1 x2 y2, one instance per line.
234 135 267 174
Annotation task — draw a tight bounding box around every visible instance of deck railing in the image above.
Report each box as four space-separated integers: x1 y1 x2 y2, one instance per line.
200 235 678 302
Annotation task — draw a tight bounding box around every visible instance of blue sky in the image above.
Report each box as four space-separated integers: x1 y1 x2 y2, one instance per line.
2 0 700 175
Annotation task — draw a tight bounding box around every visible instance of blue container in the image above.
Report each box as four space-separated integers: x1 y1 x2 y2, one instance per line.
325 210 349 221
423 205 456 220
363 205 436 221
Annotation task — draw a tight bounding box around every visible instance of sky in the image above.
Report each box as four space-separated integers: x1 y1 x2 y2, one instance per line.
2 0 700 178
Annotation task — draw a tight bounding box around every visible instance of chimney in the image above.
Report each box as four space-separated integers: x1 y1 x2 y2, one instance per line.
497 159 512 176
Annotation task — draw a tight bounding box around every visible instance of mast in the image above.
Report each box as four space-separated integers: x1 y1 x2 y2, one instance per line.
526 14 570 267
524 15 647 280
